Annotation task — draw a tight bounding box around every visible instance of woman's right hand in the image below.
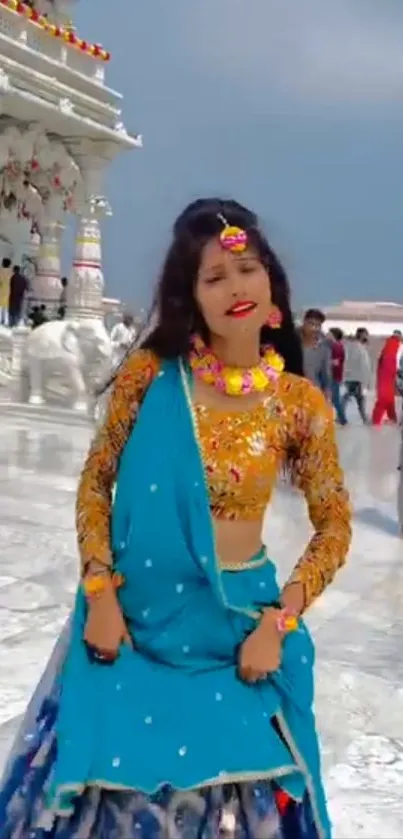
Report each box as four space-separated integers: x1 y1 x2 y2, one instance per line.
84 585 133 661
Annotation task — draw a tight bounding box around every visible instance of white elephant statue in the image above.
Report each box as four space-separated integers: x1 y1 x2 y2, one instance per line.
25 319 113 412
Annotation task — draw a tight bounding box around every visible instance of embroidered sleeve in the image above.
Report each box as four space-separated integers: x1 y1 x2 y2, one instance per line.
286 382 352 608
76 349 160 571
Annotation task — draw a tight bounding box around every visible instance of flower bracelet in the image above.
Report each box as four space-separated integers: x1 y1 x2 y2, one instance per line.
276 607 298 634
259 604 298 636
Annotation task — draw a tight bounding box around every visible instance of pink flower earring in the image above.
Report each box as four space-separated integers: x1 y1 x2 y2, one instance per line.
266 305 282 329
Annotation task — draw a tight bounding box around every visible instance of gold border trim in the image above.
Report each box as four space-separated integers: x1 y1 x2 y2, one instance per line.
220 553 269 572
275 711 326 839
50 763 299 818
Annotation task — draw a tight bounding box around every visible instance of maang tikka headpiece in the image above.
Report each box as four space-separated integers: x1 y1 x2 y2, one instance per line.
217 212 248 254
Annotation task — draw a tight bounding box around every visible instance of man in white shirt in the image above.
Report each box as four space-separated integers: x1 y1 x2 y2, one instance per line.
110 313 137 366
342 328 372 424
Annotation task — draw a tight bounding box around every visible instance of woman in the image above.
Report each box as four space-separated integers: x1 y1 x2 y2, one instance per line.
0 199 351 839
372 332 401 425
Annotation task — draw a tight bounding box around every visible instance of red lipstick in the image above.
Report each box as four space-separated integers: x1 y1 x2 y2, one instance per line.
226 301 257 318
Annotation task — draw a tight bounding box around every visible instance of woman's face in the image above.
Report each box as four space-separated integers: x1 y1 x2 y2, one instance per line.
195 237 272 340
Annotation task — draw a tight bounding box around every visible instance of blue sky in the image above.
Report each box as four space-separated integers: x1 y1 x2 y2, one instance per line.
75 0 403 310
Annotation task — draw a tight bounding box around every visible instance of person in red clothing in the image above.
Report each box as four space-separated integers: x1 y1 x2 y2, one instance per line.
372 332 402 425
329 327 347 425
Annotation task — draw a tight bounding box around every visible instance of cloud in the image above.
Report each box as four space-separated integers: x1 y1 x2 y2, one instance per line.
182 0 403 104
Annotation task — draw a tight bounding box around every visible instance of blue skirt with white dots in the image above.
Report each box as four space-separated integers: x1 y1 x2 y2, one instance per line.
0 633 318 838
0 561 322 839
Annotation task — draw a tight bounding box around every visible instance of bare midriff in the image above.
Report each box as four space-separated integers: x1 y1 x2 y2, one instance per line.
213 517 263 568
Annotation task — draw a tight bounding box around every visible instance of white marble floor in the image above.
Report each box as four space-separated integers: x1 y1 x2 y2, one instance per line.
0 412 402 837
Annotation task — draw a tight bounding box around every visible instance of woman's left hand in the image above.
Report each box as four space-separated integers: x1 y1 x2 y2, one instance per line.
238 608 282 683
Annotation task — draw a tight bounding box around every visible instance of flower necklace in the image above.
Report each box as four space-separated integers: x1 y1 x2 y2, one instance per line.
189 335 284 397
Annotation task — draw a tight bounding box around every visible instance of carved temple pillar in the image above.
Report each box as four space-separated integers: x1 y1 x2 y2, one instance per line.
32 214 64 311
66 144 112 321
67 214 105 320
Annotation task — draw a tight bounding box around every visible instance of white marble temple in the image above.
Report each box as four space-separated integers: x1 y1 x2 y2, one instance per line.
0 412 402 837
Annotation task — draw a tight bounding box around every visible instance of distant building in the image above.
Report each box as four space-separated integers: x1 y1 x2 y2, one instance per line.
322 300 403 337
103 297 123 316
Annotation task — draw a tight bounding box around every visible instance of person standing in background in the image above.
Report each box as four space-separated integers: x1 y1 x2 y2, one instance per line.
395 333 403 425
342 328 371 424
300 308 331 395
110 312 137 366
0 257 12 327
394 343 403 533
8 265 28 327
329 327 347 425
372 331 402 426
395 356 403 534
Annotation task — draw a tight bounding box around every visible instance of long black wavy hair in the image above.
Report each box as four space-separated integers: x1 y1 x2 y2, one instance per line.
139 198 303 375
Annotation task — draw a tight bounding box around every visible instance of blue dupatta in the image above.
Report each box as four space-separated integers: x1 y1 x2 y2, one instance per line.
0 359 331 838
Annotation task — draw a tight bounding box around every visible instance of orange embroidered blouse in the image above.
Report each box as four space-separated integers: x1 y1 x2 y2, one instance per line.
76 349 351 608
